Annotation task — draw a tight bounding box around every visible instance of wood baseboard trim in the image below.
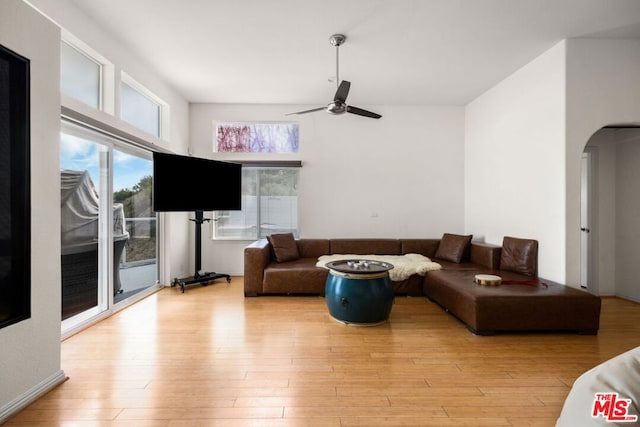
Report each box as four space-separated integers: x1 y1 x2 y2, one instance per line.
0 369 67 424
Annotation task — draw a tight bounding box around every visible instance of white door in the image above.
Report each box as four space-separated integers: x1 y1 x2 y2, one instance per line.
580 151 592 290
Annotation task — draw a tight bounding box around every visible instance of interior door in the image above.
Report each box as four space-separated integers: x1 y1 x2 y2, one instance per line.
580 151 592 290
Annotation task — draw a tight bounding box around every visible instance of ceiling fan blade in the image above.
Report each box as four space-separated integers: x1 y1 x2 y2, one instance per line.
334 80 351 103
346 105 382 119
285 106 326 116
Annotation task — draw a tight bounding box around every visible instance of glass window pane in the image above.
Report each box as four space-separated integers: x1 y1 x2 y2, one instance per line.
215 169 258 239
120 81 160 137
60 132 105 321
113 150 157 303
258 169 298 238
215 123 299 153
214 167 298 240
60 42 101 109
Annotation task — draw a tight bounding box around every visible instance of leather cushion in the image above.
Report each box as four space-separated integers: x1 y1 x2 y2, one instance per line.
401 239 439 258
500 236 538 276
297 239 331 258
267 233 300 262
330 239 401 255
435 233 472 263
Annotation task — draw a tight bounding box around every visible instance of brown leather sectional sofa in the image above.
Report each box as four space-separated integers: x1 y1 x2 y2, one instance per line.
243 236 601 335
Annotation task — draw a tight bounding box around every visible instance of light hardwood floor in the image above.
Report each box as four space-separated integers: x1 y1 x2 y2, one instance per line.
6 278 640 426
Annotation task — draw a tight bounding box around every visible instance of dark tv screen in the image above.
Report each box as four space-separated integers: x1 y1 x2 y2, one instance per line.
152 152 242 212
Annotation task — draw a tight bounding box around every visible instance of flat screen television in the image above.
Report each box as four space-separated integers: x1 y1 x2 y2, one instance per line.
152 152 242 212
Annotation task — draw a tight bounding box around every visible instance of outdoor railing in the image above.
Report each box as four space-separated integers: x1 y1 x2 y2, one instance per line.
122 217 157 266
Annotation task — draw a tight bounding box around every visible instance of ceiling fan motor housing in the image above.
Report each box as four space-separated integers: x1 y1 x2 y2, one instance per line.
329 34 346 46
327 101 346 115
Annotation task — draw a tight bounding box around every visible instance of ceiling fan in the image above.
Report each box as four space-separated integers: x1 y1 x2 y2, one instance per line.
286 34 382 119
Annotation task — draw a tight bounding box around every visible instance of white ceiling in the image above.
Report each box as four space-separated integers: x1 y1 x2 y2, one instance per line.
68 0 640 106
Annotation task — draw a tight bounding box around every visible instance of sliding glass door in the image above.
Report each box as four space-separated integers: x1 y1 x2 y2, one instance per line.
60 124 157 332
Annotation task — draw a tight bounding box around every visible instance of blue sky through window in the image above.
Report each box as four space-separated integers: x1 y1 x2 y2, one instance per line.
60 132 152 192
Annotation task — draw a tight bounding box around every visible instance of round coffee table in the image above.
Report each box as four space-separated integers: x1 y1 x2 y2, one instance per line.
324 259 394 326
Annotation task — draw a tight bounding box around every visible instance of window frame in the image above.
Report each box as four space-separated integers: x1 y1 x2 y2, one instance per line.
211 161 302 241
60 31 114 114
214 122 300 153
120 72 169 140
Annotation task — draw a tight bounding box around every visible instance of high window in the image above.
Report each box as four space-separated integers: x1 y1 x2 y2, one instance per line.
60 33 115 114
215 122 299 153
120 73 167 138
60 41 102 109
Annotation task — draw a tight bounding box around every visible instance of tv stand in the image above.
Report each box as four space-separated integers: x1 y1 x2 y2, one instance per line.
172 210 231 293
173 271 231 293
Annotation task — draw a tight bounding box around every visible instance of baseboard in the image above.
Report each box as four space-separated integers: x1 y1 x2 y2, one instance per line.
0 369 67 424
601 294 640 304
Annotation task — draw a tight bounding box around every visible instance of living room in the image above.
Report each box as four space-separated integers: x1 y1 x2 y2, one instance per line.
3 0 640 424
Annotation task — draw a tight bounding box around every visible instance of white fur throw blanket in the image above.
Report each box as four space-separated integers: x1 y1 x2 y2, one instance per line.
316 253 441 281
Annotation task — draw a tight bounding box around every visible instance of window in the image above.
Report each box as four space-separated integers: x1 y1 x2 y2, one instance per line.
215 122 299 153
120 73 167 138
60 32 115 114
60 41 102 109
214 166 299 240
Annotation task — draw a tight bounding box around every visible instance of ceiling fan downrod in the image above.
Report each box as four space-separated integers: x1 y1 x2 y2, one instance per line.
330 34 346 89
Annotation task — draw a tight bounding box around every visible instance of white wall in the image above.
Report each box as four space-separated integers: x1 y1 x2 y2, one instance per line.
465 41 567 282
27 0 192 284
190 104 465 275
565 38 640 286
615 135 640 302
0 0 65 420
465 37 640 289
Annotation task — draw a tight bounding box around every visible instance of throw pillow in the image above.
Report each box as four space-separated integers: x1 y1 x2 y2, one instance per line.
500 236 538 276
435 233 473 263
267 233 300 262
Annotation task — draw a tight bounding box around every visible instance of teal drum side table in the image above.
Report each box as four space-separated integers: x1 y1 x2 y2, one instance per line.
324 259 394 325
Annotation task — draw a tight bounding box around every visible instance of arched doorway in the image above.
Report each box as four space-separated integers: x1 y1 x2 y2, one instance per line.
582 126 640 302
